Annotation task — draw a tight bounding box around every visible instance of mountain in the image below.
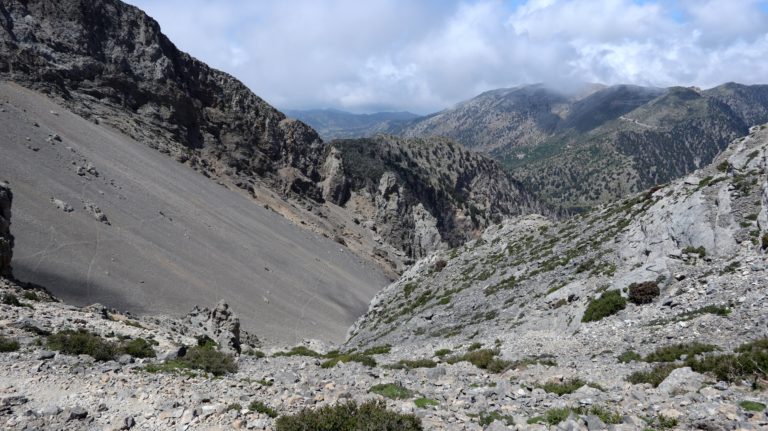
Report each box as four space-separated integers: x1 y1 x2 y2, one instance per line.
1 124 765 430
384 83 768 212
285 108 419 140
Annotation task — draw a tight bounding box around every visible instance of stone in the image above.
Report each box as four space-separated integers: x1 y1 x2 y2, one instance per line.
36 350 55 360
657 367 706 394
67 407 88 421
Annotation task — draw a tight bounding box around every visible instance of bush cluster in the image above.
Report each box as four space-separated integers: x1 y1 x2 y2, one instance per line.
446 349 512 373
46 329 157 361
627 281 660 305
0 335 20 352
582 290 626 322
275 400 422 431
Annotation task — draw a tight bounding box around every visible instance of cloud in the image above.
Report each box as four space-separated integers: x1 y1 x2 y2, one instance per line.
125 0 768 113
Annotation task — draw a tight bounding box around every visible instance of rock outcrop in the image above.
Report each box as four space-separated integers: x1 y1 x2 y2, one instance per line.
184 300 242 354
0 183 13 278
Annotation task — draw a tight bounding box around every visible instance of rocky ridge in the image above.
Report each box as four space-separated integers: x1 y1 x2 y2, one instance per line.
0 182 12 278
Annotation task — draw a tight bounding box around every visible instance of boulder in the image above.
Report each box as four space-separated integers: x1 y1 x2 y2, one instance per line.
0 182 13 278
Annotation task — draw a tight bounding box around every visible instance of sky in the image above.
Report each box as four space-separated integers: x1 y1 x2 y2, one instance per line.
125 0 768 114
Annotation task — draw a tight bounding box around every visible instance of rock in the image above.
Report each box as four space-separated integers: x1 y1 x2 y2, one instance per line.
585 415 606 430
51 198 74 213
121 416 135 429
36 350 56 360
67 407 88 421
118 354 134 365
184 300 242 354
657 367 706 394
0 183 14 277
40 405 61 416
83 201 110 225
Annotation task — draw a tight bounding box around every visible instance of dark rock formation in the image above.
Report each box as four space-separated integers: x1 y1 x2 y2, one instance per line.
0 182 13 278
184 300 241 354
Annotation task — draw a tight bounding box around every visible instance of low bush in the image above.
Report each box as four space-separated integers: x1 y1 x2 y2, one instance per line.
434 348 452 357
628 281 660 305
369 383 412 400
22 291 39 301
361 345 391 355
321 353 376 368
249 401 278 418
582 290 626 322
478 411 514 426
539 378 585 396
739 400 766 412
275 400 422 431
627 364 679 387
446 349 512 373
687 338 768 383
273 346 322 358
46 329 118 361
413 398 438 408
180 344 238 376
682 245 706 258
618 350 642 363
1 293 24 307
122 338 156 358
644 342 718 363
0 336 20 352
386 359 436 369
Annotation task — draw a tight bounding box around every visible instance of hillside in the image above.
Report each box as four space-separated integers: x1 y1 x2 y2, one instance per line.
286 109 418 140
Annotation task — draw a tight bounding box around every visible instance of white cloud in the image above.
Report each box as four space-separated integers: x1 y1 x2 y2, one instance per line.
126 0 768 113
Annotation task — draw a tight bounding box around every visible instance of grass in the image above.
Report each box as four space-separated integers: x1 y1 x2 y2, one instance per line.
362 345 391 355
273 346 322 358
275 400 422 431
143 343 237 376
739 400 766 412
434 348 452 357
0 336 20 352
413 398 438 408
528 406 620 426
446 349 512 373
539 378 586 396
478 411 515 426
687 338 768 383
682 245 706 258
226 403 241 412
657 415 678 429
582 290 626 322
369 383 412 400
643 342 718 363
618 350 642 363
320 353 376 368
21 291 39 301
46 329 118 361
249 401 278 418
121 338 156 358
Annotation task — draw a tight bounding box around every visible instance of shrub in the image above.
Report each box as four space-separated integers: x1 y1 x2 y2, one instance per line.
432 259 447 272
628 281 660 305
682 245 706 258
762 233 768 250
22 291 39 301
739 400 766 412
627 364 679 387
657 414 678 429
362 345 391 355
1 293 22 307
46 329 118 361
413 398 438 408
226 403 242 412
434 348 452 357
539 378 585 396
618 350 642 363
478 411 514 426
249 401 278 418
386 359 436 369
181 344 238 376
0 336 20 352
321 353 376 368
446 349 512 373
369 383 412 400
582 290 626 322
467 342 483 351
687 338 768 383
644 342 718 363
543 407 570 425
273 346 322 358
275 400 422 431
244 348 265 358
121 338 156 358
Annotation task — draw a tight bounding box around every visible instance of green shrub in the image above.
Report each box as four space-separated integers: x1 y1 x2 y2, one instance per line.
244 348 265 358
687 338 768 382
143 359 193 374
644 342 718 363
1 293 22 307
582 405 622 424
657 414 678 429
434 348 452 357
762 233 768 250
478 411 515 426
582 290 626 322
387 358 437 370
275 400 422 431
273 346 322 358
627 364 679 387
46 329 118 361
369 383 412 400
682 246 706 258
446 349 512 373
618 350 642 363
321 353 376 368
413 398 438 408
226 403 242 412
739 400 766 412
181 344 238 376
628 281 660 305
543 407 570 425
0 336 20 352
22 291 39 301
362 345 391 355
539 378 585 396
121 338 156 358
467 342 483 351
249 401 278 418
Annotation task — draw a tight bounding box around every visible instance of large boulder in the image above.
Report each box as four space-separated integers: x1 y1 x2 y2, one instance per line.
0 182 13 278
184 300 241 354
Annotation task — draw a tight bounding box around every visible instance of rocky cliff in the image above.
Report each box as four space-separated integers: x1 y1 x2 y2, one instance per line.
0 182 12 278
322 135 539 263
0 0 324 199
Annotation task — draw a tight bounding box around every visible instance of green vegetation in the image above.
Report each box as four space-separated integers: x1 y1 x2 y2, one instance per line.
434 348 452 357
369 383 413 400
627 364 679 387
628 281 660 305
644 342 718 363
249 401 278 418
687 338 768 383
739 400 766 412
1 293 26 307
275 400 422 431
484 276 516 296
46 329 118 361
618 350 642 363
467 342 483 351
527 405 621 426
403 282 418 298
226 403 242 412
243 348 265 358
386 359 437 370
657 415 678 429
0 336 20 352
177 344 238 376
682 245 706 258
22 291 39 301
539 378 586 396
273 346 322 358
582 290 626 322
362 345 391 355
121 338 156 358
542 407 570 425
413 398 439 408
477 411 515 426
321 353 376 368
446 349 512 373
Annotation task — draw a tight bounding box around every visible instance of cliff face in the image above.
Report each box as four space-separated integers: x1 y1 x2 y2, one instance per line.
0 183 12 278
322 136 538 262
0 0 324 198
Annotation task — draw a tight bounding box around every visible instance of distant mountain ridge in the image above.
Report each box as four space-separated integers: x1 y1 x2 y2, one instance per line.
286 109 419 140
